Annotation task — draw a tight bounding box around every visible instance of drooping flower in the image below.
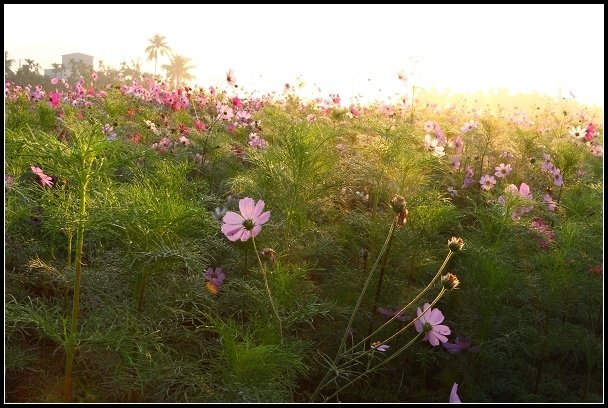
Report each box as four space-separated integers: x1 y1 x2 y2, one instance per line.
221 197 270 242
249 133 269 149
377 306 409 322
451 155 461 170
441 273 460 290
541 153 554 172
204 267 225 295
450 383 461 403
585 123 597 141
226 69 237 87
543 194 557 211
414 303 451 346
371 341 390 352
494 163 512 178
447 186 458 197
451 136 464 154
443 337 480 354
530 217 555 249
31 166 54 188
462 166 475 189
479 175 496 190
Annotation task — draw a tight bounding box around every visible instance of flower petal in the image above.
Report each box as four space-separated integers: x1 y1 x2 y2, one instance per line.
434 324 451 336
225 228 244 242
250 224 262 238
240 229 252 241
428 332 440 346
450 383 461 403
252 199 266 218
221 223 244 237
255 210 271 225
239 197 255 219
222 211 244 225
431 330 448 344
414 320 423 333
429 308 445 325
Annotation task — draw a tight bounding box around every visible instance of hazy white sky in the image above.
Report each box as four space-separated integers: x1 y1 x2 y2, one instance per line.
4 4 605 105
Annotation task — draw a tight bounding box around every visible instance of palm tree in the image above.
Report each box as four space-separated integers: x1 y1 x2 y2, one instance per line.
145 34 171 77
162 54 195 86
24 58 35 73
5 51 15 76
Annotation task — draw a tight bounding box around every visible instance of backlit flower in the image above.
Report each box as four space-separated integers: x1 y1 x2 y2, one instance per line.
221 197 270 242
569 125 586 140
414 303 451 346
494 163 512 178
479 175 496 190
371 341 390 352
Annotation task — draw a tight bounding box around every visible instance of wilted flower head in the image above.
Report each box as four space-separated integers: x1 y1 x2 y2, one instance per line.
441 273 460 290
415 303 451 346
448 237 464 252
221 197 270 242
260 247 278 262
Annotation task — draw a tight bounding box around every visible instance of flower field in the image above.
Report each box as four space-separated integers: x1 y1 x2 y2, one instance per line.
4 73 603 403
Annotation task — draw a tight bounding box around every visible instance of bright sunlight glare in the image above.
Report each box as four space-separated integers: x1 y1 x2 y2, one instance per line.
4 4 605 106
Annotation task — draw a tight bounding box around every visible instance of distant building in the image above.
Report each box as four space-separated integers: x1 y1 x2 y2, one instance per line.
44 52 94 79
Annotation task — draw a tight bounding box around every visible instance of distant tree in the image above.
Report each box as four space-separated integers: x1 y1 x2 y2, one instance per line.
145 34 172 77
120 58 143 81
162 54 195 87
51 63 62 75
5 51 15 77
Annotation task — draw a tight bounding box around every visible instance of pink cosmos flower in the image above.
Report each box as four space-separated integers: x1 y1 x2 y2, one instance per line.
462 166 474 188
414 303 451 346
226 69 236 87
585 123 597 141
91 72 98 81
590 144 603 156
443 337 480 354
49 91 61 108
371 342 390 352
450 383 461 403
551 167 563 187
349 105 360 118
494 163 512 178
541 154 554 172
51 77 59 85
461 119 477 133
306 114 317 122
451 135 463 154
543 194 557 211
194 118 207 131
204 267 225 294
451 155 461 170
31 166 54 187
221 197 271 242
217 104 234 121
479 175 496 190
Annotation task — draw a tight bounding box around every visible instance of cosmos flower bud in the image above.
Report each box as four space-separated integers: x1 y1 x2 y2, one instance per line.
441 273 460 290
390 194 406 213
448 237 464 252
390 195 409 226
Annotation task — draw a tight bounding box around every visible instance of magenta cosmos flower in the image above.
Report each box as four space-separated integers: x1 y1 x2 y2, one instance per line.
221 197 270 242
450 383 461 403
414 303 451 346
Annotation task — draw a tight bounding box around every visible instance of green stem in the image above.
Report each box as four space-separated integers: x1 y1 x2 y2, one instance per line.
310 219 397 402
323 331 424 403
366 227 396 347
63 170 90 402
342 251 452 356
251 236 283 343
